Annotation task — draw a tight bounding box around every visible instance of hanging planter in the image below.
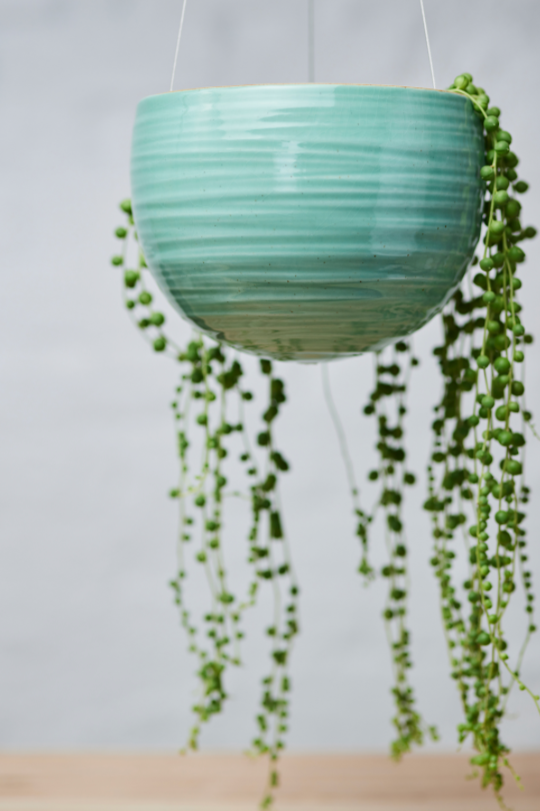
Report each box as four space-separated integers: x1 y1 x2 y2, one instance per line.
131 84 484 360
112 5 539 803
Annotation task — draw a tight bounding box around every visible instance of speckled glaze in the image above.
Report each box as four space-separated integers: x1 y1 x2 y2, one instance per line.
131 84 484 361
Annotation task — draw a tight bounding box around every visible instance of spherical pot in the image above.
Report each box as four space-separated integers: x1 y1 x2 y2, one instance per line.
131 84 484 361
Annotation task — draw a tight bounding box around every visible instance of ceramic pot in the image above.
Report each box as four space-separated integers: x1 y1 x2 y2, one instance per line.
131 84 484 361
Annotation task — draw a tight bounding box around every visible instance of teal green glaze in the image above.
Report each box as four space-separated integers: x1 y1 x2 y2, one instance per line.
131 84 484 361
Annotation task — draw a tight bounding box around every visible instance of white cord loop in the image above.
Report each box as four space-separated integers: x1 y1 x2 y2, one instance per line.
170 0 189 92
308 0 315 83
419 0 437 89
169 2 436 94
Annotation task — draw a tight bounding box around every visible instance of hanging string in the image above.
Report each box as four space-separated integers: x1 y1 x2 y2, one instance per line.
308 0 315 83
170 0 189 92
321 364 361 508
419 0 436 89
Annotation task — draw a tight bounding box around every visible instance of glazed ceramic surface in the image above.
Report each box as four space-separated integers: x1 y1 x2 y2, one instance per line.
131 84 484 361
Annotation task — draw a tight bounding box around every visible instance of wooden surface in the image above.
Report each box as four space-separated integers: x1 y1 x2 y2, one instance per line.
0 753 538 811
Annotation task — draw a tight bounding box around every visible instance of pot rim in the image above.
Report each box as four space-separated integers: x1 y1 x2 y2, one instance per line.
147 82 459 100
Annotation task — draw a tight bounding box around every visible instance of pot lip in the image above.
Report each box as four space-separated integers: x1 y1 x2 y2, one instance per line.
145 82 459 100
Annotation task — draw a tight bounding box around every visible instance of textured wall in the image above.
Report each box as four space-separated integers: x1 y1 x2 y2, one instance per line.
0 0 539 753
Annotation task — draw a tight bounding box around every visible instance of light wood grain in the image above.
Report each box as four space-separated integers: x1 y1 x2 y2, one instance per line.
0 753 538 810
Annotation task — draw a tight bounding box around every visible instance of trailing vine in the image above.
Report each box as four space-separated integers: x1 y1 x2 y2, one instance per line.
424 72 539 806
249 359 299 809
362 344 439 758
324 345 437 760
111 204 295 808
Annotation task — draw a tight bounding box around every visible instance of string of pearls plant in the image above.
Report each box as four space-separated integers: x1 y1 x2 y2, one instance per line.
423 72 538 805
360 345 440 758
111 207 297 808
325 345 438 758
110 72 538 810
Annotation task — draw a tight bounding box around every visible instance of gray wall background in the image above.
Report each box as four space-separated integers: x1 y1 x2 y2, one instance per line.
1 0 540 753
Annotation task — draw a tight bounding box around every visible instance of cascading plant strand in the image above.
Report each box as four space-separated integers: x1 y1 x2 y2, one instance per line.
112 204 296 808
363 344 438 757
424 71 539 807
249 359 298 809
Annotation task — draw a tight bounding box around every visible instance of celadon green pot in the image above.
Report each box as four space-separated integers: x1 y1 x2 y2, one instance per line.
131 84 484 361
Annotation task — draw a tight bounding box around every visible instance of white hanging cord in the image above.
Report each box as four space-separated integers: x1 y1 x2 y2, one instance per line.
170 0 189 92
308 0 315 83
419 0 436 89
321 364 361 508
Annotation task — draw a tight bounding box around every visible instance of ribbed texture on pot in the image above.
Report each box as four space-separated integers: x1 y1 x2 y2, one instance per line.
131 84 484 361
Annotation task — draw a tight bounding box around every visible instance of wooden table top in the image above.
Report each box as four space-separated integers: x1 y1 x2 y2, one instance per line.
0 752 538 811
